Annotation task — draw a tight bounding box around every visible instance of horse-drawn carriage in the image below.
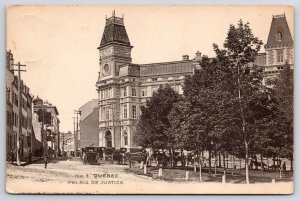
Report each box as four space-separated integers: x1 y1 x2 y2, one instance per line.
99 147 144 165
82 147 104 165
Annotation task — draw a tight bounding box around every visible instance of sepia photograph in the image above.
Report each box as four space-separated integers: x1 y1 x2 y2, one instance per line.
5 5 294 194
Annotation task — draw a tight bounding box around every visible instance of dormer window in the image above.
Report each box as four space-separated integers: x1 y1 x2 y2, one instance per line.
276 31 282 41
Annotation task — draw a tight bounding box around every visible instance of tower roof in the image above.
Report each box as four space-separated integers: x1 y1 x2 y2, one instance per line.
265 14 293 48
99 11 131 48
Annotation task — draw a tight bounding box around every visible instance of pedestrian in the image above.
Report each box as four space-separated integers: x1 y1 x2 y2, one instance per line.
28 150 32 164
10 149 14 165
282 162 286 173
44 154 48 169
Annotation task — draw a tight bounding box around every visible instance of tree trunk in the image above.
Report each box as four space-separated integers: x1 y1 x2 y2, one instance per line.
260 153 264 174
254 155 258 170
226 154 229 169
208 150 211 175
223 152 226 176
198 150 202 182
169 149 173 169
231 155 235 175
291 155 293 172
245 141 250 184
214 152 217 176
194 154 196 172
219 152 221 168
181 148 184 168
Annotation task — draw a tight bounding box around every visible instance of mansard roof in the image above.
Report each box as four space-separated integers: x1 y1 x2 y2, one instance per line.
265 14 293 48
99 14 131 48
140 60 193 77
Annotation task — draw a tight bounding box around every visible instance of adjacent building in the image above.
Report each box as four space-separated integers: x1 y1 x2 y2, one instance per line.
6 51 15 159
95 12 293 150
32 97 60 157
60 131 75 157
6 50 34 161
79 99 99 148
254 14 294 85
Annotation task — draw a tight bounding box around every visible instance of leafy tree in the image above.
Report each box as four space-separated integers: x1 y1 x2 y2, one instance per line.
135 85 181 166
173 56 237 178
267 63 294 170
213 20 264 184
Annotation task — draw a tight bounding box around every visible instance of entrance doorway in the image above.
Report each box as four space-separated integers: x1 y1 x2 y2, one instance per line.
105 130 112 148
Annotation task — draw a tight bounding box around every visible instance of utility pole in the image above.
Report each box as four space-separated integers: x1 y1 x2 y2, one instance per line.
72 117 76 157
42 101 47 159
74 110 81 157
12 62 26 166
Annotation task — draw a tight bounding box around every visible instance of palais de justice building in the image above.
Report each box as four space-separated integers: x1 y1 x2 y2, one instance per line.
96 12 293 150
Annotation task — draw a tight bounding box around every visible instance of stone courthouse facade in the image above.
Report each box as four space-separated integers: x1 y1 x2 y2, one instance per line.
96 12 293 150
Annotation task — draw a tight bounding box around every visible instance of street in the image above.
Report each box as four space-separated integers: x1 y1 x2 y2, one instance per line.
6 158 293 194
6 158 154 184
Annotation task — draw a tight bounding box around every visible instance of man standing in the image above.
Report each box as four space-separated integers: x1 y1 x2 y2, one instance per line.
44 154 48 169
28 150 32 165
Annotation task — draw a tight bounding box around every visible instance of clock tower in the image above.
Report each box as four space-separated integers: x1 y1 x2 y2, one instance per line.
97 10 133 80
96 11 134 150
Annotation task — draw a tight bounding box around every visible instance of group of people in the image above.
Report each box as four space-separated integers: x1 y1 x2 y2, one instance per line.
9 149 50 169
9 149 32 165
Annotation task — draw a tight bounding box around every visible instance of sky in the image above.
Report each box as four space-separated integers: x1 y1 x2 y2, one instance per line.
6 5 294 132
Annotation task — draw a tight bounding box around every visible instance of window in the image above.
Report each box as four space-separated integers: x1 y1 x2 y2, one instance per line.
141 89 147 97
278 66 284 70
276 31 282 41
277 50 284 63
123 87 127 97
108 87 112 98
132 87 136 96
132 105 137 119
105 107 110 120
123 132 128 146
123 105 127 119
105 89 108 99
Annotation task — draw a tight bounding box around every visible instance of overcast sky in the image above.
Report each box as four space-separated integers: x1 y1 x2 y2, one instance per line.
6 5 294 132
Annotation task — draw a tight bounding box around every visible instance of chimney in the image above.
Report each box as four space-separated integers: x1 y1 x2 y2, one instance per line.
182 55 189 61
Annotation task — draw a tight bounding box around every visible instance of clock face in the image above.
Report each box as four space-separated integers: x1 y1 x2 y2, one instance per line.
102 64 111 76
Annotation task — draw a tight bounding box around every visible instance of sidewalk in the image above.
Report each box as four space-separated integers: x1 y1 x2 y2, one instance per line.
6 157 43 166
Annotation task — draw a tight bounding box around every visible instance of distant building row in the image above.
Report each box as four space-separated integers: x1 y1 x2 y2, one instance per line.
6 51 60 161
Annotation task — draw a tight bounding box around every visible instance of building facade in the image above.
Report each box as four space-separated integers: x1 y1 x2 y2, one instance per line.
96 13 293 150
32 97 60 157
6 51 15 159
96 12 202 150
6 50 34 161
254 14 294 85
79 99 99 148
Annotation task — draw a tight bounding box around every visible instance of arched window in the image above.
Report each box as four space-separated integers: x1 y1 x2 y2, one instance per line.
276 31 282 41
123 131 128 146
105 130 112 148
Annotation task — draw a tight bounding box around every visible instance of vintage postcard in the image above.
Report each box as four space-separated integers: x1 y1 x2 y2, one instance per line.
5 5 294 194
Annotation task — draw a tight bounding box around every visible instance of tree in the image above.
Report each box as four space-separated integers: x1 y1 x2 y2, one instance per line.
172 56 237 179
213 20 264 184
267 63 294 170
135 85 181 167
